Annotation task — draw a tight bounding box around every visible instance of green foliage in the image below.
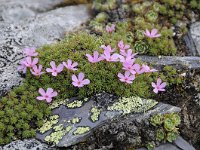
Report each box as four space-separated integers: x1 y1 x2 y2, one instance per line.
150 113 180 143
146 141 155 150
24 32 157 101
159 66 184 86
0 85 51 144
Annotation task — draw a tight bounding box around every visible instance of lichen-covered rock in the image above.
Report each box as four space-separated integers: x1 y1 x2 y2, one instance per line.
66 102 181 149
36 93 158 147
0 139 56 150
0 2 90 97
184 22 200 56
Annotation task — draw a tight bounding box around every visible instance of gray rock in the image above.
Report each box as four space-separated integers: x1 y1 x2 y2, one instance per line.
137 136 196 150
174 136 196 150
0 2 91 97
137 143 180 150
184 22 200 56
36 93 181 148
0 0 64 22
0 138 56 150
138 55 200 70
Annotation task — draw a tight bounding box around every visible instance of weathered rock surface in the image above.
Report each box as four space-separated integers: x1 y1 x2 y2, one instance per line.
138 55 200 70
0 139 56 150
184 22 200 56
138 136 196 150
0 1 90 97
36 93 181 148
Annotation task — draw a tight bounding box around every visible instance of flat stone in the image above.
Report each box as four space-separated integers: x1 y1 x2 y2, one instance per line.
184 22 200 56
137 143 180 150
0 3 91 97
174 136 196 150
0 139 56 150
36 93 181 148
138 55 200 70
137 136 196 150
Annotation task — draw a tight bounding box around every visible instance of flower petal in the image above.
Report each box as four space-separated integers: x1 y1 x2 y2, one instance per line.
78 72 85 81
37 96 45 100
38 88 46 96
50 61 56 69
82 79 90 85
72 74 78 82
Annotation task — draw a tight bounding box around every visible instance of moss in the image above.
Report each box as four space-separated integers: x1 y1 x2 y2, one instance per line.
0 85 50 144
39 115 59 134
22 32 158 101
73 126 91 135
159 66 184 86
90 107 101 122
108 97 158 114
45 124 73 144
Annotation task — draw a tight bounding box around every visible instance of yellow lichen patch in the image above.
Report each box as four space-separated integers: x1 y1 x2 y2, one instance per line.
67 100 83 108
45 125 73 144
90 107 101 122
67 117 81 124
73 126 91 135
108 97 157 114
49 100 67 110
39 115 59 134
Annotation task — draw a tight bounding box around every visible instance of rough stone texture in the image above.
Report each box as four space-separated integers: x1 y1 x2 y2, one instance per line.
0 1 90 97
36 94 158 147
0 139 56 150
137 136 196 150
36 93 181 148
138 56 200 70
174 136 196 150
184 22 200 56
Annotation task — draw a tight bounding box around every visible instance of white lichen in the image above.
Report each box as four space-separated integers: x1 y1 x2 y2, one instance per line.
39 115 59 134
73 126 91 135
90 107 101 122
108 97 157 114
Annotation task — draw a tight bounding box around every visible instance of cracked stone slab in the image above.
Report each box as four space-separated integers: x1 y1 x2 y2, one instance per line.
0 3 91 97
36 93 181 148
0 139 56 150
138 55 200 70
184 22 200 56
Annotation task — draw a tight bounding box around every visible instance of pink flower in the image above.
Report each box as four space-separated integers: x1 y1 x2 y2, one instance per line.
118 40 130 52
106 24 115 33
120 49 137 58
23 57 38 68
30 65 44 76
72 72 90 88
122 60 137 75
118 71 135 84
141 64 157 73
101 51 120 62
63 59 78 71
101 45 115 53
17 59 27 73
133 63 145 74
37 88 57 103
152 78 166 94
144 28 161 38
46 61 63 76
23 47 38 57
86 51 104 63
